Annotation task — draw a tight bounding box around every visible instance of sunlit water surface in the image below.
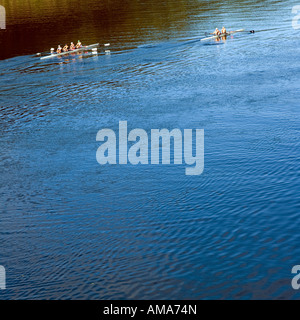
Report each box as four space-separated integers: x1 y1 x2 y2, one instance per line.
0 0 299 299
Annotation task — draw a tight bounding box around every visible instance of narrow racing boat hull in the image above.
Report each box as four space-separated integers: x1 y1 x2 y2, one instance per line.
40 43 100 60
201 29 245 42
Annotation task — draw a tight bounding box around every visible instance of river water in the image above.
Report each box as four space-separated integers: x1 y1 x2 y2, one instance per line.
0 0 299 299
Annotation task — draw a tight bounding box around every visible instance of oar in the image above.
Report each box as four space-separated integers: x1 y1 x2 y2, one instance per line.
229 30 255 33
227 29 255 33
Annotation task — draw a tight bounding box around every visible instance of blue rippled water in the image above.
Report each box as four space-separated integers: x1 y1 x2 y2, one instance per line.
0 0 299 299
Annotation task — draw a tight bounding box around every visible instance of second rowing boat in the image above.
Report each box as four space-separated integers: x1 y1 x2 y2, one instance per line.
200 29 245 42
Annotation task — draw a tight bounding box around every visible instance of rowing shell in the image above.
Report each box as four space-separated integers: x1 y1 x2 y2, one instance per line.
200 29 245 42
40 43 100 60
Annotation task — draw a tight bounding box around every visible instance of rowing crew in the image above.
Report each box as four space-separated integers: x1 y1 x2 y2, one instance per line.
56 41 82 54
213 27 227 36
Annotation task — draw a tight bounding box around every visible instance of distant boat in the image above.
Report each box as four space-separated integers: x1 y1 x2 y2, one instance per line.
201 29 245 41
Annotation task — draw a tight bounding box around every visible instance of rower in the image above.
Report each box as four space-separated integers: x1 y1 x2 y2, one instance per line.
76 40 82 49
63 44 69 52
70 42 75 51
221 26 227 34
213 28 221 36
57 45 62 54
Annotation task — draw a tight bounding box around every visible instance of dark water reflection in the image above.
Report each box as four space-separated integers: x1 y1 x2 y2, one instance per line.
0 0 300 300
1 0 210 59
0 0 284 60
